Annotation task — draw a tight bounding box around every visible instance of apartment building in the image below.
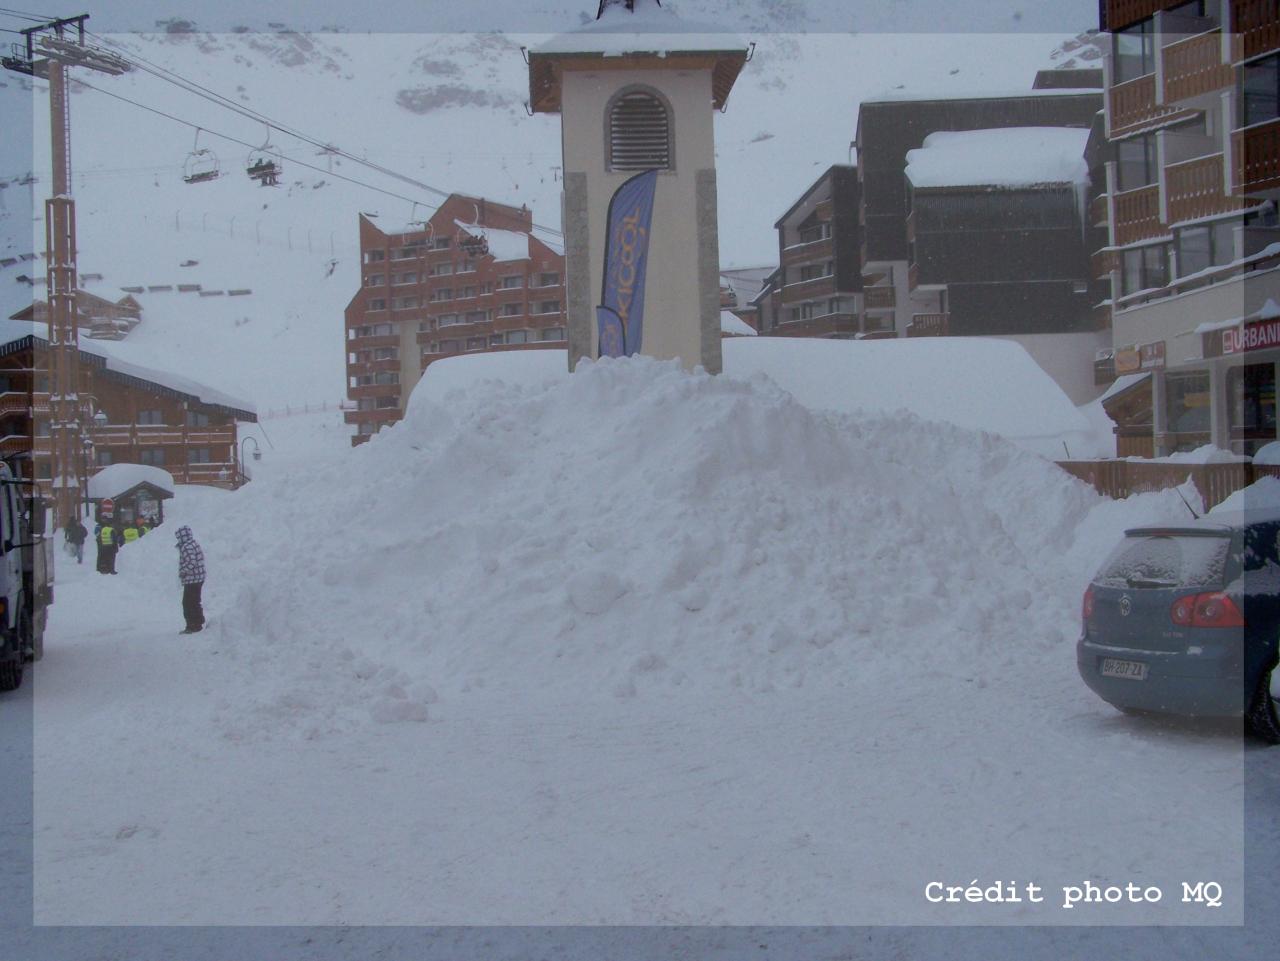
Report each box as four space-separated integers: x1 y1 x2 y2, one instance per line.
1095 0 1280 456
344 194 567 444
854 80 1103 339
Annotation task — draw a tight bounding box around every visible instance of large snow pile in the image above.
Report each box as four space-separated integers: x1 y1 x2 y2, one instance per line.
904 127 1090 188
119 354 1192 739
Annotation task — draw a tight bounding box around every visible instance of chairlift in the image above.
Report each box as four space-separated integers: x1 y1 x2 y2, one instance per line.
245 126 281 187
182 129 220 184
456 226 489 258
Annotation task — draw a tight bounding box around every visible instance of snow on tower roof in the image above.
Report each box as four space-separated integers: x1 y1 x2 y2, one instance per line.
536 0 747 57
904 128 1090 189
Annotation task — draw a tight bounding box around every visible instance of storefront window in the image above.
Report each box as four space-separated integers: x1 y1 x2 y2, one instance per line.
1166 372 1211 448
1229 363 1278 456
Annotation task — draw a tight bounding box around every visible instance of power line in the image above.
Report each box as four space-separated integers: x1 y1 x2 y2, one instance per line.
0 7 56 22
78 30 564 236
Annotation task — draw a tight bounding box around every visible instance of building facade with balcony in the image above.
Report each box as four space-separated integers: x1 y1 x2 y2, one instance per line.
344 194 567 445
0 324 257 500
854 80 1103 344
757 166 868 339
1096 0 1280 456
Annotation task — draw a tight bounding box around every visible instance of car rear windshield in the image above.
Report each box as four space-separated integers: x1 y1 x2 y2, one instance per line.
1096 533 1231 590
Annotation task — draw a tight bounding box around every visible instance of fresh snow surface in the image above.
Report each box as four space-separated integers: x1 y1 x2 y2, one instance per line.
1130 444 1249 465
34 354 1245 926
904 128 1090 189
1253 441 1280 466
85 463 176 499
1211 474 1280 513
720 310 758 335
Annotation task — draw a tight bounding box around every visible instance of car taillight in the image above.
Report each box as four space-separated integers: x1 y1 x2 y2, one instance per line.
1082 585 1095 620
1170 591 1245 628
1192 592 1245 628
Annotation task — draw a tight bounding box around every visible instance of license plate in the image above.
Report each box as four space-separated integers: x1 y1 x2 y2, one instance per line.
1101 658 1148 681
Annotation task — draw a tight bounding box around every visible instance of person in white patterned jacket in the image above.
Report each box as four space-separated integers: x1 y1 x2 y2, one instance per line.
174 525 206 635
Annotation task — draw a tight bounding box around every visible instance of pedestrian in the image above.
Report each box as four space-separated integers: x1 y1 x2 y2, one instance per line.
63 516 87 565
96 522 122 575
123 521 140 544
174 525 206 634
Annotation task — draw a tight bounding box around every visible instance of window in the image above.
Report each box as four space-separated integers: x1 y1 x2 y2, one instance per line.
392 246 420 261
500 303 523 317
35 419 50 437
1244 203 1280 258
1242 53 1279 128
368 298 387 311
364 274 385 287
438 314 461 327
96 450 113 467
1176 219 1237 276
1116 134 1158 192
538 327 565 342
376 396 398 409
538 272 560 287
439 339 460 353
799 262 833 282
375 372 399 386
358 397 377 411
507 330 529 345
490 334 505 347
363 249 385 264
481 282 493 295
429 262 454 277
137 409 164 425
608 89 672 171
465 310 490 324
790 302 822 322
829 297 856 315
431 237 451 250
537 300 561 315
1122 243 1170 295
185 411 210 428
457 260 477 274
430 288 453 303
460 286 479 300
1113 19 1156 84
139 448 165 466
1166 371 1211 439
394 296 421 310
187 448 212 464
372 323 395 337
798 222 832 244
394 272 418 286
500 275 524 290
373 347 398 361
466 337 486 351
418 319 432 333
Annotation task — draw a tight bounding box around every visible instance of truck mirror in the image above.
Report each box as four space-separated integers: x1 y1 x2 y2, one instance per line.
28 499 45 537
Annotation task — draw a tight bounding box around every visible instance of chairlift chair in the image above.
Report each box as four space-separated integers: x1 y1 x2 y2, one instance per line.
182 131 220 184
456 225 489 258
245 126 281 186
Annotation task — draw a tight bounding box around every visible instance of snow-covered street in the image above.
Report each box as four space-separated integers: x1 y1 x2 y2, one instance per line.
18 358 1268 927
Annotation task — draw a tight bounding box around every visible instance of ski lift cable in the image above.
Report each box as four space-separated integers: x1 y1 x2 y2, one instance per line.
76 29 564 237
0 7 57 22
71 77 454 212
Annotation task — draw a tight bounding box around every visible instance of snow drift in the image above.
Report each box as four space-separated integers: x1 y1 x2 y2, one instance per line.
119 353 1194 739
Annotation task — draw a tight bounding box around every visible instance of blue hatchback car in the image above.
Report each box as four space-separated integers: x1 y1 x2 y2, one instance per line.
1078 510 1280 743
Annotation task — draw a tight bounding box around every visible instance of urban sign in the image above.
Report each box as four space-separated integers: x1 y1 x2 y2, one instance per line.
1223 317 1280 355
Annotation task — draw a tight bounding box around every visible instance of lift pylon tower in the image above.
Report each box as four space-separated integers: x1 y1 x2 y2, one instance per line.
3 15 129 525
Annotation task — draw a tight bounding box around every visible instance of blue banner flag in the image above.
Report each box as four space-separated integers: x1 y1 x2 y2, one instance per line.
597 169 658 358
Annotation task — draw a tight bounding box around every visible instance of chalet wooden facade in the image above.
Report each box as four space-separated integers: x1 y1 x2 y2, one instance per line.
0 327 257 501
11 291 141 340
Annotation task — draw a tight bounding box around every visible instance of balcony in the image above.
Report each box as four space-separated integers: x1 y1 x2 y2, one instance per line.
1112 185 1164 246
1108 74 1193 138
1233 118 1280 195
0 391 30 416
1233 0 1280 61
1090 193 1110 228
93 423 237 450
1166 153 1242 223
0 434 30 455
781 236 833 267
1092 247 1120 279
771 312 860 338
779 275 836 305
906 313 949 337
1162 30 1232 103
864 286 895 311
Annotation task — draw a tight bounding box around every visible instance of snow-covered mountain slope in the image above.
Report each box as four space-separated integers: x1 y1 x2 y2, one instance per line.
0 14 1092 409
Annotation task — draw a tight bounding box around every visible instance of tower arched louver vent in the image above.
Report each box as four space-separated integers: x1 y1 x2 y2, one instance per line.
608 91 672 172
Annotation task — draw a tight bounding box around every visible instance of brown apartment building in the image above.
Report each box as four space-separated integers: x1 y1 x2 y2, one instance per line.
344 194 566 444
1095 0 1280 456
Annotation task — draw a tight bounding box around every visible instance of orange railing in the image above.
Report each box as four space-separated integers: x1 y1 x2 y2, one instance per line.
907 313 949 337
1112 185 1164 245
864 286 895 310
1232 0 1280 60
1162 30 1232 102
1166 153 1239 223
1233 117 1280 195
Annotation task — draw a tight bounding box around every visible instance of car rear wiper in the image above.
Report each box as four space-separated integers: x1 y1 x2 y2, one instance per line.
1125 576 1177 589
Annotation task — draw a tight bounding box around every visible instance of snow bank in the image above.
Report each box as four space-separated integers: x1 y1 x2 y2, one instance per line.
720 310 757 336
117 353 1194 740
904 127 1089 189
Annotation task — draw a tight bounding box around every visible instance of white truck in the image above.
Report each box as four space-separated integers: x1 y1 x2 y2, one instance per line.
0 461 51 691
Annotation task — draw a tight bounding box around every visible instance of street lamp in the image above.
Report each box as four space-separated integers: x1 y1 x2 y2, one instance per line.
239 435 262 485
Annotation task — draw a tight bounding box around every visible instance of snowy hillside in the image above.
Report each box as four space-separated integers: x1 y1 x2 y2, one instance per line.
0 11 1093 410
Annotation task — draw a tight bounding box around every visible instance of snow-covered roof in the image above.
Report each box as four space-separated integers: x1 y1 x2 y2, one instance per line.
1098 371 1149 404
720 311 757 336
866 86 1102 104
0 318 257 419
87 463 176 500
1193 297 1280 335
905 128 1090 189
454 221 531 263
535 0 746 57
